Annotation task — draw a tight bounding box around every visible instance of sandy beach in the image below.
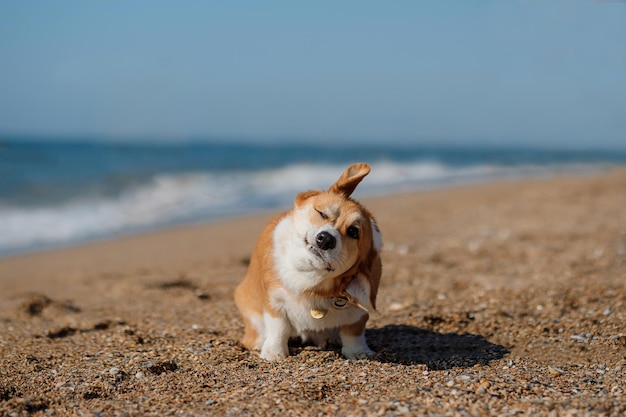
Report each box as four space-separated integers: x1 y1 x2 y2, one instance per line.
1 169 625 416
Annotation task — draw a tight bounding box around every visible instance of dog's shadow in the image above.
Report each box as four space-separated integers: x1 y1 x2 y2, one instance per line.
366 325 508 370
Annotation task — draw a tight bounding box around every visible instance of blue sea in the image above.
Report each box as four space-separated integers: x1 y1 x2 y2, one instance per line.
1 139 625 257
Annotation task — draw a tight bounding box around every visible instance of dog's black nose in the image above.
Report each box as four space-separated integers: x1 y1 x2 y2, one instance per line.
315 231 336 251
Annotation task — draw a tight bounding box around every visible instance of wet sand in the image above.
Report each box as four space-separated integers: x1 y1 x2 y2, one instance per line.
1 169 625 416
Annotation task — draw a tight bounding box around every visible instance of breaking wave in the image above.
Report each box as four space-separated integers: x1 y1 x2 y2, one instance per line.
0 160 609 255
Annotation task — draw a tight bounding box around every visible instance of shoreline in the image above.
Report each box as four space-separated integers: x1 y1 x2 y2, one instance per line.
0 164 615 260
1 168 625 415
1 162 618 259
0 169 606 284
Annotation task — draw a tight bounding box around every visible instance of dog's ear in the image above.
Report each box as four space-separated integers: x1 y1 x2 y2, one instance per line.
345 243 382 311
295 190 320 206
344 273 375 313
328 163 370 197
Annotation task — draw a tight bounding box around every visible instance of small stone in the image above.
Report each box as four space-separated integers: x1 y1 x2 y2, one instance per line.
547 366 565 376
388 302 407 311
135 371 144 379
195 291 210 300
396 244 409 255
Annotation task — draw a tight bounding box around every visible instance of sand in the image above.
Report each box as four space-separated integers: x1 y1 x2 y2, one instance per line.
1 169 625 416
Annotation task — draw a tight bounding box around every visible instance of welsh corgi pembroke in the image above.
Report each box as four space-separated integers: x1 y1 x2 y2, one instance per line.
234 163 382 360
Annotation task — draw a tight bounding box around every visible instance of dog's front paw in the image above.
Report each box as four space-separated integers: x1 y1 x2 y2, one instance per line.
260 343 288 361
260 350 287 361
342 345 375 360
340 332 375 360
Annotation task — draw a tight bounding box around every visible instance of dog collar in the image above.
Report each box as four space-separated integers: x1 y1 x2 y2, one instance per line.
309 296 350 319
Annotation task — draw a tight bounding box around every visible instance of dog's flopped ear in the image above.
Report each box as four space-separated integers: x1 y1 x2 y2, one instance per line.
344 273 375 313
295 190 320 206
328 163 371 197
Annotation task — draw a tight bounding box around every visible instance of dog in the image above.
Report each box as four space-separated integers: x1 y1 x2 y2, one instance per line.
234 163 382 360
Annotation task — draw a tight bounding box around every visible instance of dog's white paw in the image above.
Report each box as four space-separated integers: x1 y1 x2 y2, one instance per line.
260 343 288 361
342 345 375 360
342 347 375 360
340 332 374 360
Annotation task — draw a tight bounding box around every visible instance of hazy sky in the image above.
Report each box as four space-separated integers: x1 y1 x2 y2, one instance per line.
0 1 624 148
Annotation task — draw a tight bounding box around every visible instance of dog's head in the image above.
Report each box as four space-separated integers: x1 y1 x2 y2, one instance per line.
285 163 382 310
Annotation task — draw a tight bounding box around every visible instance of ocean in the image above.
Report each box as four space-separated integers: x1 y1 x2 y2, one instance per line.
1 140 625 257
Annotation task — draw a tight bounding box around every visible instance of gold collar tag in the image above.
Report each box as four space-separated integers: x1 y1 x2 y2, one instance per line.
310 309 327 319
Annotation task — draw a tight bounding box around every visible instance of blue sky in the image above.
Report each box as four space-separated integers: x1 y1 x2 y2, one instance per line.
0 1 624 148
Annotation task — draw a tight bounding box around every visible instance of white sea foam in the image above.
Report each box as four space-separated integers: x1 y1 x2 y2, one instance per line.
0 161 605 255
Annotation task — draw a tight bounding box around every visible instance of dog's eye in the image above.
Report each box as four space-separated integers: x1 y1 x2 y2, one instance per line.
316 209 329 220
346 226 360 239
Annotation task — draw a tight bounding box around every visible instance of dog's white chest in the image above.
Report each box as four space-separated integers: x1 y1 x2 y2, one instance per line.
269 288 366 333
